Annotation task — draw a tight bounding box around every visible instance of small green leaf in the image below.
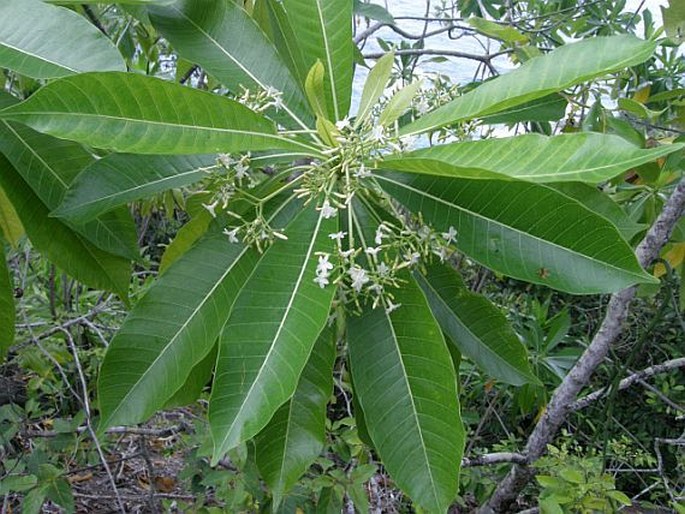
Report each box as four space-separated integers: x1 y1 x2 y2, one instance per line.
468 16 527 43
353 0 394 24
0 474 37 494
356 51 395 127
0 186 23 247
305 61 330 121
378 80 422 126
662 0 685 44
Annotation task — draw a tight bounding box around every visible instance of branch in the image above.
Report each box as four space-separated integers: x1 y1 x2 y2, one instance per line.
462 452 528 467
363 48 509 73
571 357 685 411
24 425 182 438
480 176 685 513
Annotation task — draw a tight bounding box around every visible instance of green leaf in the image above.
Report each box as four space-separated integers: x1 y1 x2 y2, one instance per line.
210 203 337 459
23 485 49 514
44 478 74 514
467 16 527 43
0 0 125 79
662 0 685 45
44 0 175 3
356 52 394 127
164 343 217 408
97 222 267 429
149 0 313 130
414 264 538 386
551 183 644 240
255 326 336 506
376 172 656 294
381 133 683 184
253 0 309 85
0 155 130 300
378 80 422 127
282 0 354 120
401 35 657 136
54 154 219 222
0 115 138 260
607 489 632 506
0 186 23 247
347 278 464 514
353 1 394 24
481 94 567 124
159 210 213 274
0 246 14 361
0 73 320 156
305 61 330 120
0 474 37 494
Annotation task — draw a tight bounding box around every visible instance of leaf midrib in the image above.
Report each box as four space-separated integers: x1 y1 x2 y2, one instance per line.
216 207 327 453
0 41 77 74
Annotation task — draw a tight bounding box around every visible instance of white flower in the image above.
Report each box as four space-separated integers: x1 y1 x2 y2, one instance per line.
370 125 386 142
442 226 457 244
202 200 219 218
353 164 371 179
217 153 234 168
339 248 356 259
329 231 347 242
374 223 391 245
316 254 333 276
399 134 417 150
273 230 288 241
234 161 250 180
415 97 430 114
223 227 240 244
418 226 431 241
264 86 284 111
377 262 390 277
404 251 421 266
385 300 401 314
348 266 370 293
335 117 351 131
365 246 381 257
319 200 338 219
313 274 330 288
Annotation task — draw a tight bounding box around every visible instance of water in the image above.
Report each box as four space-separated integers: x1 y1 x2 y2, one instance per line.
351 0 668 112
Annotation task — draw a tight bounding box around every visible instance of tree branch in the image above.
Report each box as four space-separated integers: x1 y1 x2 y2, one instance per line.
462 452 528 467
480 176 685 513
571 357 685 412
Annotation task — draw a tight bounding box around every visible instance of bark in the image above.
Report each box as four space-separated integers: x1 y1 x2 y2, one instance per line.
480 176 685 513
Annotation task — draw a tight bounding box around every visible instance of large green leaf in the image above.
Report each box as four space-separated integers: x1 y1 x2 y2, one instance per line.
164 343 217 409
0 155 130 300
414 264 537 386
255 326 336 505
347 278 464 514
480 94 567 124
210 203 337 459
376 172 656 294
282 0 354 120
0 0 125 79
0 245 14 360
0 118 138 260
0 73 321 156
253 0 309 86
98 195 301 430
54 154 218 222
401 35 656 136
381 133 683 184
149 0 313 130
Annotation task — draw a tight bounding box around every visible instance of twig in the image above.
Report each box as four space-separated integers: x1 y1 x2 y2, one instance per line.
61 328 126 514
363 48 508 73
24 425 182 438
571 357 685 411
480 175 685 513
462 452 528 467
